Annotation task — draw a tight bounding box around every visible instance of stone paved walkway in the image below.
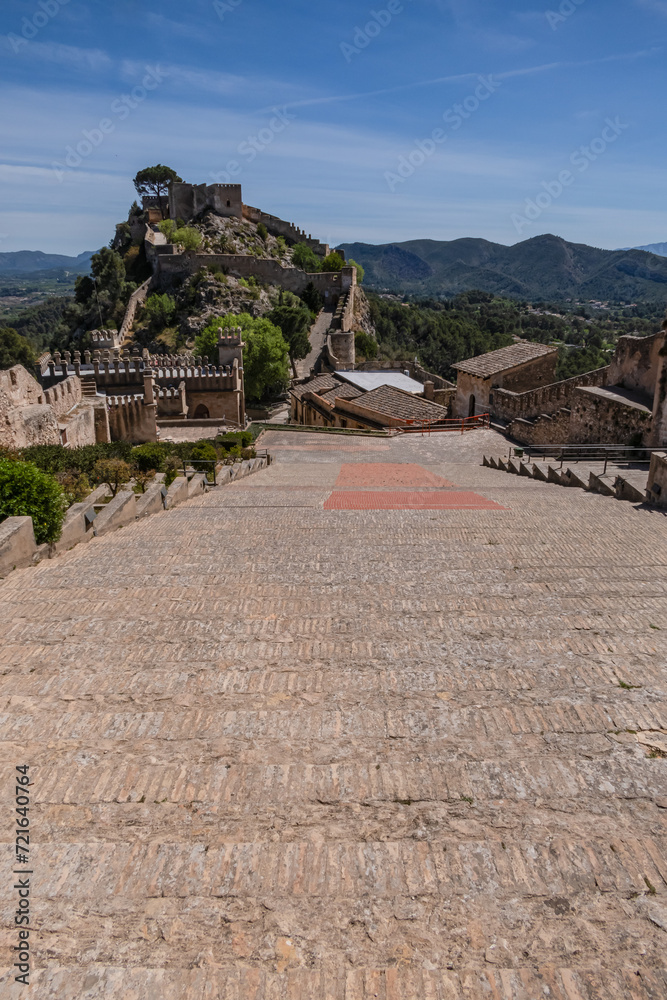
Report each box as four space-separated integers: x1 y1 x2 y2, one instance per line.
1 428 666 998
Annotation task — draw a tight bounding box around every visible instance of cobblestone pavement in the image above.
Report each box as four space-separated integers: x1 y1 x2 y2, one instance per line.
1 428 666 999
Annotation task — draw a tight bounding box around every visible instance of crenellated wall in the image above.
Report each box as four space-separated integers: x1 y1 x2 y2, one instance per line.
154 252 357 305
107 395 158 444
242 204 329 256
43 374 83 418
169 182 243 222
492 367 610 423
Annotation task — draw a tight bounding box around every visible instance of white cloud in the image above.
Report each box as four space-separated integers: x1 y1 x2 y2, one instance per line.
0 38 112 73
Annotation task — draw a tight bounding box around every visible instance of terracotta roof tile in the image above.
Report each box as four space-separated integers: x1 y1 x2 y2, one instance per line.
452 342 557 379
352 384 450 423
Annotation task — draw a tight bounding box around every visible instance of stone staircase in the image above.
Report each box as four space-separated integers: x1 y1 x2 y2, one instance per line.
79 374 98 397
483 452 650 503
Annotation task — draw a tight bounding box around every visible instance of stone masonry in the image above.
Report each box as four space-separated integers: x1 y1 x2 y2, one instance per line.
0 429 665 997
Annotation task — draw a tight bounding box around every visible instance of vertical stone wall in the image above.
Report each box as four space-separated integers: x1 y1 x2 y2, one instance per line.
107 396 158 444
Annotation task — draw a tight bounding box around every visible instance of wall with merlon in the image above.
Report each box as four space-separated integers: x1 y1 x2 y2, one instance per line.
155 253 356 303
492 367 610 422
43 375 82 417
107 395 157 444
242 204 329 256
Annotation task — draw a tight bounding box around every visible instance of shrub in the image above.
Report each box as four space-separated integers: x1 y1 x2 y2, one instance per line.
190 441 217 473
164 456 180 488
173 227 202 251
0 459 68 544
144 293 176 332
347 258 365 283
132 443 168 473
21 442 133 478
257 222 268 241
321 251 345 272
93 459 132 497
300 282 324 315
56 470 91 505
292 243 321 272
241 447 256 460
0 327 37 370
355 332 377 359
216 431 253 449
158 219 177 241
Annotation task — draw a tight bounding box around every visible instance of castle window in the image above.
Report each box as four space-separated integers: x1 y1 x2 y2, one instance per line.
227 200 231 207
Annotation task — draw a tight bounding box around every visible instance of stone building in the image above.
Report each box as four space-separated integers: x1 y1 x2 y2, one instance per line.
0 365 108 450
452 342 559 418
491 330 667 447
290 371 452 431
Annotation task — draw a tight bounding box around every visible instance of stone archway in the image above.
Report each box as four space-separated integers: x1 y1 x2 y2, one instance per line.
193 403 210 419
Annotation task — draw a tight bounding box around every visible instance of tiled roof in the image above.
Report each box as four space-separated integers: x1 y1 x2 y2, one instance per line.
289 374 340 400
319 384 363 402
452 342 557 379
352 385 450 423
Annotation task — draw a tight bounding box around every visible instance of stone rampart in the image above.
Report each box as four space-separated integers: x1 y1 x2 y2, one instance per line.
169 182 243 222
107 395 158 444
155 252 356 304
242 204 329 256
119 277 153 341
43 374 82 418
493 367 610 422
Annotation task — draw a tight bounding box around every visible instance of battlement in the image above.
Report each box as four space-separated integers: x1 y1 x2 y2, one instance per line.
90 329 123 350
169 182 243 222
44 375 83 417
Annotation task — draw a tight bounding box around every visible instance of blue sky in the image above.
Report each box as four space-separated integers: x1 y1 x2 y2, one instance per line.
0 0 665 255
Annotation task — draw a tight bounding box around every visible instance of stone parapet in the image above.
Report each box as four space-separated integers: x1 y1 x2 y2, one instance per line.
493 367 610 423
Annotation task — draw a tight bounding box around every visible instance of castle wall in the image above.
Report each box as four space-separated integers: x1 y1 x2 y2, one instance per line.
569 386 653 445
499 353 558 393
107 396 158 444
155 252 356 304
492 367 610 423
169 183 243 221
242 204 329 256
507 408 573 446
609 332 662 403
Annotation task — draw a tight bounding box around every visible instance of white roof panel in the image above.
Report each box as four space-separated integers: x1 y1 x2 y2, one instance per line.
335 371 424 394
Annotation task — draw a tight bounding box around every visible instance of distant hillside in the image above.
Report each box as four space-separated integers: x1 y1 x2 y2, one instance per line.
337 234 667 303
617 242 667 257
0 250 94 274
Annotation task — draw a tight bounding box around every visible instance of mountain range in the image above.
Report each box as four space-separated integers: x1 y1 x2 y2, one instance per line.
0 250 95 275
337 234 667 303
617 242 667 257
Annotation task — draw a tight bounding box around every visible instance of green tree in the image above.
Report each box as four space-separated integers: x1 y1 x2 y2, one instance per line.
292 243 321 272
194 313 290 403
0 459 68 544
133 165 183 219
269 300 312 377
347 258 365 283
93 458 132 497
300 282 324 315
257 222 268 242
66 247 130 334
173 227 202 251
132 443 168 473
355 331 377 359
190 441 217 473
321 251 345 272
158 219 177 241
143 293 176 333
0 328 36 370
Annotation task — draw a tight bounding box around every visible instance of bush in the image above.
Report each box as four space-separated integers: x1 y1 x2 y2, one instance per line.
164 456 179 488
300 282 324 315
158 219 177 241
56 470 91 505
143 293 176 333
257 222 268 241
93 459 132 497
355 332 377 359
190 441 217 473
173 227 202 251
20 442 133 478
321 251 345 272
0 459 68 544
132 443 168 473
292 243 321 272
216 431 253 449
348 258 365 283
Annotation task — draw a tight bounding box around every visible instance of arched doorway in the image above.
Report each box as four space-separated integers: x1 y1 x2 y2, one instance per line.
468 394 476 417
193 403 210 419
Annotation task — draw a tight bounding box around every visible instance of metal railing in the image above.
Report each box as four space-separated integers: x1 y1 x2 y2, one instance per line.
517 444 662 476
395 413 491 435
